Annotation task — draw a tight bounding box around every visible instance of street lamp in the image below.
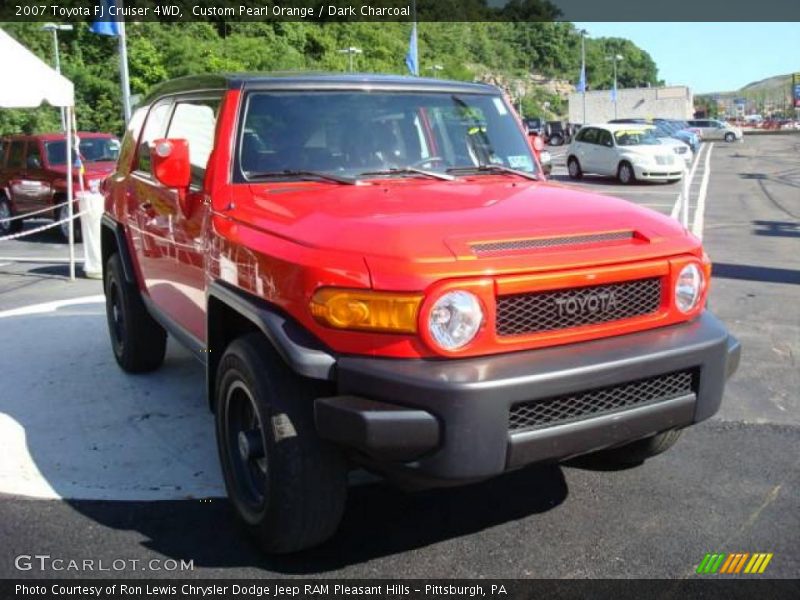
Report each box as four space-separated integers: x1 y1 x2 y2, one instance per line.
425 64 443 78
606 53 624 119
42 23 73 132
338 47 363 73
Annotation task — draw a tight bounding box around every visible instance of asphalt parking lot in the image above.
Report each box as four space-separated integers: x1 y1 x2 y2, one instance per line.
0 134 798 579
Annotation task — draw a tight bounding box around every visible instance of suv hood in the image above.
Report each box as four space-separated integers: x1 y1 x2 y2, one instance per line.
246 178 700 288
49 161 116 179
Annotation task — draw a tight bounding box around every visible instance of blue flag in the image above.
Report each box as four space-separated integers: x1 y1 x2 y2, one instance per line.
610 85 617 102
405 23 418 76
90 0 120 36
577 65 586 92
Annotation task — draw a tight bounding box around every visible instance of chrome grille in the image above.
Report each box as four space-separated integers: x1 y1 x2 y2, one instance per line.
509 370 695 432
496 277 662 336
472 231 633 255
654 155 674 165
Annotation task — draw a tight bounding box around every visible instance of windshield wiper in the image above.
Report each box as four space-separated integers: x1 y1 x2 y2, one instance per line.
359 167 455 181
246 170 359 185
447 164 539 181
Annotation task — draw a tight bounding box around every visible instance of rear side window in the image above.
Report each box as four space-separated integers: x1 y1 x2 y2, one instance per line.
7 141 24 168
0 141 6 166
165 98 221 187
136 101 171 174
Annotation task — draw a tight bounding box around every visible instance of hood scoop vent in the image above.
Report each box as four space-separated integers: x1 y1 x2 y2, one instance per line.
471 231 637 256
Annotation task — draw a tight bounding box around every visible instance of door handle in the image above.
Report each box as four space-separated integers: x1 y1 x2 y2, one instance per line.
139 202 156 218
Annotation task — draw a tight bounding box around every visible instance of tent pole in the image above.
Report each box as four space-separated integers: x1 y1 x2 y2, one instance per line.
66 105 75 281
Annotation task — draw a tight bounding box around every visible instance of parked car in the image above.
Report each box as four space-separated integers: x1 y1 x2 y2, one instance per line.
653 118 701 153
102 74 738 553
0 132 120 239
544 120 570 145
527 129 552 175
567 123 685 183
609 119 695 166
524 116 544 135
687 119 743 142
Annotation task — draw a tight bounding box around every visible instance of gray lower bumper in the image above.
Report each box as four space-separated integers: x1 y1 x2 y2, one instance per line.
317 312 740 481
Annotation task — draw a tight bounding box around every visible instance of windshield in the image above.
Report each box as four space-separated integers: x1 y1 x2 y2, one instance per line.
237 91 536 181
614 129 661 146
45 138 121 165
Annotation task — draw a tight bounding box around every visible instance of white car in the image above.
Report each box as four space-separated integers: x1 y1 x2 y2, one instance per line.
566 124 685 184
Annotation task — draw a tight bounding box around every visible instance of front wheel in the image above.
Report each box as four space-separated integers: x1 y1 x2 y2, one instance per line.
0 197 23 237
724 132 735 143
215 333 347 553
618 161 635 184
590 430 683 466
58 202 82 243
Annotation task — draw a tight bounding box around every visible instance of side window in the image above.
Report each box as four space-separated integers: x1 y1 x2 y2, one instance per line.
7 141 25 168
597 130 613 147
580 128 599 144
26 142 42 169
165 98 221 187
135 101 171 174
0 141 6 167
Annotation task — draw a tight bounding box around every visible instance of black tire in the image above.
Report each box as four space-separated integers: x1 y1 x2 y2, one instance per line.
567 156 582 179
215 333 347 553
618 161 635 185
104 253 167 372
724 132 735 143
57 202 82 243
591 430 683 466
0 196 23 236
550 134 563 146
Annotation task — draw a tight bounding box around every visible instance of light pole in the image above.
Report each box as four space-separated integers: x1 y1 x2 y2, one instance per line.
42 23 73 132
338 47 363 73
606 53 624 119
425 64 443 78
578 29 588 125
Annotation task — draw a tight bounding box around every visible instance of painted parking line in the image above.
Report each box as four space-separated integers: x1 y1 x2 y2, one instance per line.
0 295 105 319
692 143 714 239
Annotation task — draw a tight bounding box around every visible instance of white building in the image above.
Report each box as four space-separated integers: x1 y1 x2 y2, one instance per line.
569 85 694 124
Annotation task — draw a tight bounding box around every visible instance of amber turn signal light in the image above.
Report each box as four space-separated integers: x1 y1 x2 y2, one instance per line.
310 289 423 333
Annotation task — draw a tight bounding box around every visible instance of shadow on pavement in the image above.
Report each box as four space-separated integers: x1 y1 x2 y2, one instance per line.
751 220 800 239
712 262 800 286
66 464 567 574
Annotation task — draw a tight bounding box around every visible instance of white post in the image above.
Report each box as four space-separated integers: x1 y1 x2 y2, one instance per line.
117 16 132 124
66 105 75 281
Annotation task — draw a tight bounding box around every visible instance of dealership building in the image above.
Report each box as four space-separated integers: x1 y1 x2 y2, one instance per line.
568 85 694 124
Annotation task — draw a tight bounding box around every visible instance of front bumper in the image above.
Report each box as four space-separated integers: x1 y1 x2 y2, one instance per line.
315 312 739 482
633 163 684 180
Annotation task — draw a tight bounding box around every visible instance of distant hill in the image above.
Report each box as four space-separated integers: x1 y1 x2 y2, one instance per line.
740 73 793 94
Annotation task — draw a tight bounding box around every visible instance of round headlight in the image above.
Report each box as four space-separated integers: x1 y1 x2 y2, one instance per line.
427 291 484 350
675 263 703 313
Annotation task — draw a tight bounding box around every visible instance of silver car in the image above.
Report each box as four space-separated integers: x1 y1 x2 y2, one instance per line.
687 119 743 142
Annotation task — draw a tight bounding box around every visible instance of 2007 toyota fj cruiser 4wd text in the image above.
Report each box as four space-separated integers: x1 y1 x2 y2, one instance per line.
101 74 740 553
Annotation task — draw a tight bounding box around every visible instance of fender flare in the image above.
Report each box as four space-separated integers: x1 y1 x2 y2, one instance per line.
100 214 135 285
207 280 337 385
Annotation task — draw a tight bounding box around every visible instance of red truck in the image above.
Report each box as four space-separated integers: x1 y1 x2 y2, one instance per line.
0 132 120 240
101 74 740 553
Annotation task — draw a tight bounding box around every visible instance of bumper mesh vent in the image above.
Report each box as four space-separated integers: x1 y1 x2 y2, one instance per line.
509 370 695 432
472 231 633 255
496 277 662 336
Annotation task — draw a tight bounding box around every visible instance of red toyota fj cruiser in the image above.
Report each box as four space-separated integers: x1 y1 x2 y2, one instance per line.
101 74 740 553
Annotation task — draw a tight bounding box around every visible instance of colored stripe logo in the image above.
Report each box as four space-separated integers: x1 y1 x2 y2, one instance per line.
696 553 773 574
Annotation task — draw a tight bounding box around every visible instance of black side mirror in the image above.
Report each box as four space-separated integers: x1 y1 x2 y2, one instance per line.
27 155 41 169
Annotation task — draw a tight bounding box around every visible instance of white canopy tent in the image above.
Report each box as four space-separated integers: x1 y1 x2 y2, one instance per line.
0 28 77 279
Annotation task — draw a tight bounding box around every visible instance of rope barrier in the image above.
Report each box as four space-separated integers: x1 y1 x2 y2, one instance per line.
0 211 86 242
0 198 73 223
